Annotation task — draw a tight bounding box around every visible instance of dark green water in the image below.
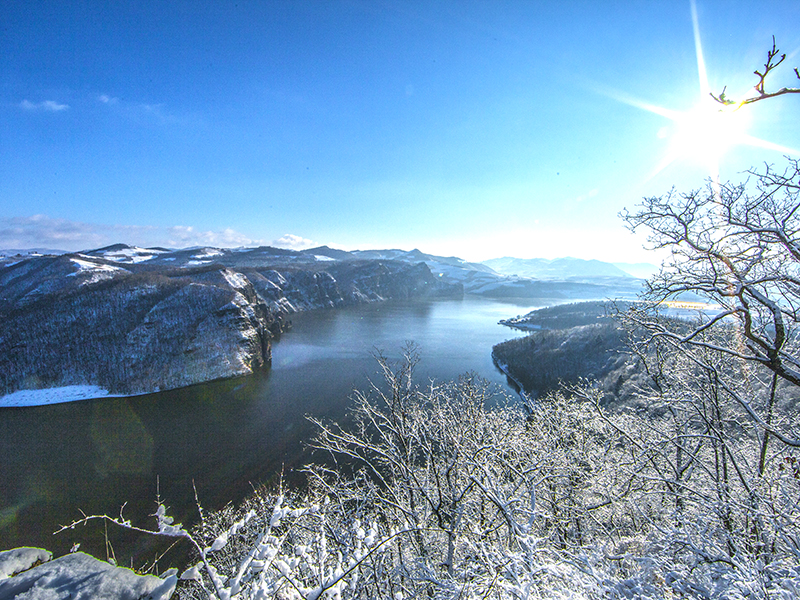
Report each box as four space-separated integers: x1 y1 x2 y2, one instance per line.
0 296 551 567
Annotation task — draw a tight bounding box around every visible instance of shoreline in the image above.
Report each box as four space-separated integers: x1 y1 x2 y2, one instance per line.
0 385 122 408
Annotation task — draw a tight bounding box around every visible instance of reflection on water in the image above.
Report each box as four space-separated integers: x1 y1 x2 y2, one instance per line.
0 296 551 565
91 399 154 477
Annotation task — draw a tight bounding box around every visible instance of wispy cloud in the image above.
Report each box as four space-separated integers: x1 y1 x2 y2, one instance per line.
0 215 106 250
273 234 316 250
96 93 187 125
138 102 184 124
19 99 69 112
0 215 268 252
166 226 263 248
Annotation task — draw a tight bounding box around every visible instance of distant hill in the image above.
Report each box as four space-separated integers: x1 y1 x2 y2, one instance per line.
612 262 660 279
481 256 633 280
2 243 646 307
352 248 496 274
0 247 68 257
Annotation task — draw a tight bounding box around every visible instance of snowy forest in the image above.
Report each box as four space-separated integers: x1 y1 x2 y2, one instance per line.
4 41 800 600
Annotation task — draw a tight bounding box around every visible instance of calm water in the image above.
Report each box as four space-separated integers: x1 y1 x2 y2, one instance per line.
0 296 554 565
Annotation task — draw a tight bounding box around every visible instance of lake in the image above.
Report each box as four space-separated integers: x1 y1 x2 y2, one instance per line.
0 296 556 565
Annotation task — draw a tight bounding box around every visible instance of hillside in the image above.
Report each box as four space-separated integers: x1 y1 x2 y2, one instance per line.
492 301 651 407
0 246 459 397
0 244 646 399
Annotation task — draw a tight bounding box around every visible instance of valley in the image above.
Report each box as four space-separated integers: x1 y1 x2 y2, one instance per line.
0 244 644 401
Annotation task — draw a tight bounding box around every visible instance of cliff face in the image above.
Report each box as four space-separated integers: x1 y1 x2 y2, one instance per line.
0 247 461 396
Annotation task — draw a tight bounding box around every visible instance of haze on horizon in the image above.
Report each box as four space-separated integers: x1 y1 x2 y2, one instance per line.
2 1 799 263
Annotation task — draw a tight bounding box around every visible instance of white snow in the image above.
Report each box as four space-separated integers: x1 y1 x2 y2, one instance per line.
67 258 128 285
0 385 117 408
314 255 336 261
192 248 223 259
185 260 211 266
69 258 124 274
0 549 176 600
222 269 250 289
99 246 166 263
0 548 51 579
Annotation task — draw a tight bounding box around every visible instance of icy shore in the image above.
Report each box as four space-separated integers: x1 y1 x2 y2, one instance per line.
0 385 116 408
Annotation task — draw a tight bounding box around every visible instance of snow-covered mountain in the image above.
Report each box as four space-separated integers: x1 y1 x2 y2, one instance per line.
348 249 642 297
0 247 68 258
481 256 633 280
353 248 496 274
0 245 459 398
0 242 647 398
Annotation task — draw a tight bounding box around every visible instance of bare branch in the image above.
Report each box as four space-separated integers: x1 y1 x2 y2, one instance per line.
711 37 800 107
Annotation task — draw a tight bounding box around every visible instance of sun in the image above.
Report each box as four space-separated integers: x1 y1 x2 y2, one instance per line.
669 101 750 167
609 0 799 185
653 98 752 179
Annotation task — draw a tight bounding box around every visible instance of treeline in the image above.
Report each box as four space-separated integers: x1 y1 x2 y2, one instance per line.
500 300 631 330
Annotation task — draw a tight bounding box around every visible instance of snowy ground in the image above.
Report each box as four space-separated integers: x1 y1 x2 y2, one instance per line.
0 385 117 408
0 547 176 600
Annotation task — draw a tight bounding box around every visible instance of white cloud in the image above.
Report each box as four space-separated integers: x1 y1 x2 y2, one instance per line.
20 99 69 112
166 226 262 248
0 215 106 250
0 215 266 252
273 234 316 250
98 94 119 104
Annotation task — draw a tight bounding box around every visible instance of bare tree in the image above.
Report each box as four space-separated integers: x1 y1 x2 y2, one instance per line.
621 159 800 450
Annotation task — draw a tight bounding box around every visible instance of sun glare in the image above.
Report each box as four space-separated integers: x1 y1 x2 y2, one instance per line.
659 99 752 175
608 0 799 186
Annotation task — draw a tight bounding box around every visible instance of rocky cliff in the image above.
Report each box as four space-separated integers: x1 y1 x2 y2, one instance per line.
0 246 460 396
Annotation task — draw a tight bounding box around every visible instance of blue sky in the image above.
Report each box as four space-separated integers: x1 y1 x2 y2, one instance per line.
1 1 799 262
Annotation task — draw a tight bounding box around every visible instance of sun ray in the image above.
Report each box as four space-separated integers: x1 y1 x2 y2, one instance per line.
738 134 800 156
690 0 711 98
599 0 800 187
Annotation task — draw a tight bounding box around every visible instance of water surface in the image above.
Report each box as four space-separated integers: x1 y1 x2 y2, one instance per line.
0 296 554 564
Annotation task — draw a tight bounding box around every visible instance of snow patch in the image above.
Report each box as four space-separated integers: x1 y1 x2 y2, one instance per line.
67 258 128 285
99 246 166 264
222 269 250 289
0 385 116 408
69 258 124 274
192 248 224 259
314 255 336 262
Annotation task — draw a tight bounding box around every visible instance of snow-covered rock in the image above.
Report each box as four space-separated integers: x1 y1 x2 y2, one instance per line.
0 548 51 579
0 548 176 600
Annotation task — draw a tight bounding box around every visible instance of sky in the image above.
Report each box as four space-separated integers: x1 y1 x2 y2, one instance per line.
1 1 799 263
